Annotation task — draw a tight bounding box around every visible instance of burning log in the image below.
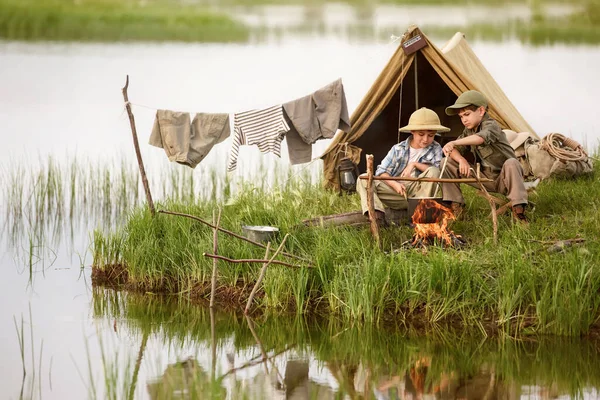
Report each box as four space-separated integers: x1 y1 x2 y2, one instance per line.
404 199 467 250
404 231 467 250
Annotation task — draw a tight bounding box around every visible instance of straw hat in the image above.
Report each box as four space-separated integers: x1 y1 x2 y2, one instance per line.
399 107 450 133
503 129 533 150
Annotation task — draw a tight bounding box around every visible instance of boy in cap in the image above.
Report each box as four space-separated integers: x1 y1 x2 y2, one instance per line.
441 90 529 222
356 107 448 227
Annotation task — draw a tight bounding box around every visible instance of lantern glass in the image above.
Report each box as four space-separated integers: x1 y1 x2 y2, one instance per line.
338 158 358 193
340 170 356 190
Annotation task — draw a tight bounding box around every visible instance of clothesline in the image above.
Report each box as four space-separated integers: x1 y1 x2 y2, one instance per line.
123 97 335 186
121 102 326 163
120 32 406 191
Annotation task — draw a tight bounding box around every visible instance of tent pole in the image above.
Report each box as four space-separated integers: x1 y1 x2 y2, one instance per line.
397 54 409 144
414 53 419 109
397 77 403 144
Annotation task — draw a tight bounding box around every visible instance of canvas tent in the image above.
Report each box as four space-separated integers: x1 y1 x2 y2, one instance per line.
321 25 538 189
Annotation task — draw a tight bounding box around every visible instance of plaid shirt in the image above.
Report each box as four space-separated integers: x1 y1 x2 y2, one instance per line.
375 138 443 177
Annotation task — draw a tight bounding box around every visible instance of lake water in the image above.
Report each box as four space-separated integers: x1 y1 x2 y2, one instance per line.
1 8 600 398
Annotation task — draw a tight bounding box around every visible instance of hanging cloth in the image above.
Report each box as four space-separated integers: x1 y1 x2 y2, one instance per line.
283 78 351 165
227 105 290 172
149 110 230 168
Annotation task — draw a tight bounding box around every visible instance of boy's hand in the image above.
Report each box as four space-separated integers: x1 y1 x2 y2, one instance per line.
394 182 407 196
400 163 414 178
458 159 471 176
443 141 456 156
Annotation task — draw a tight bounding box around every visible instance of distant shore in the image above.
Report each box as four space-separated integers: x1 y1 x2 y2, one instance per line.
0 0 250 43
1 0 599 45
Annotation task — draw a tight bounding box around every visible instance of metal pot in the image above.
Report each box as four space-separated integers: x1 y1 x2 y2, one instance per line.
241 225 279 243
407 197 447 224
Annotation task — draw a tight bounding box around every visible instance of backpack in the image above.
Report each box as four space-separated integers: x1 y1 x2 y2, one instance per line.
505 130 593 180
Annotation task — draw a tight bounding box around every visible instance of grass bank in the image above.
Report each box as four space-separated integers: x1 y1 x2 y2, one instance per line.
0 0 249 43
92 163 600 337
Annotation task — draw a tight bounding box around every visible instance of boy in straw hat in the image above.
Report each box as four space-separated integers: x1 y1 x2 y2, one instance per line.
356 107 449 227
441 90 529 223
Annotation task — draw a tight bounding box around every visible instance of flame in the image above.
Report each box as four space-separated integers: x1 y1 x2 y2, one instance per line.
411 199 457 246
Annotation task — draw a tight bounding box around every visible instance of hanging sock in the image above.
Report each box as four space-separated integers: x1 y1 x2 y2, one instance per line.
227 105 290 172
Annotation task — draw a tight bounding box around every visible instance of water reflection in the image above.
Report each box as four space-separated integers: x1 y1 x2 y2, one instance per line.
93 290 600 399
2 11 600 397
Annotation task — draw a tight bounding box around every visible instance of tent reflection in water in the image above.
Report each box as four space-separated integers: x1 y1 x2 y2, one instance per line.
321 25 538 190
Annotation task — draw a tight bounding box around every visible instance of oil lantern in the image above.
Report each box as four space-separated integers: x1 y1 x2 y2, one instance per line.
337 157 359 194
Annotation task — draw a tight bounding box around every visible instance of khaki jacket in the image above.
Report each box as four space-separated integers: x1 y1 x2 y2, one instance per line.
456 113 516 171
283 78 351 164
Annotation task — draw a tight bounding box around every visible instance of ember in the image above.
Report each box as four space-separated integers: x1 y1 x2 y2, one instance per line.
409 199 466 249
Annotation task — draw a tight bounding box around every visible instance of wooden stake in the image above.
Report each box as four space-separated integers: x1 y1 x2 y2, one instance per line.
244 233 290 314
219 344 295 379
210 307 216 381
122 75 155 217
471 169 498 244
366 155 380 249
359 176 493 183
244 315 285 385
244 242 270 315
245 315 270 375
127 331 149 400
210 208 222 308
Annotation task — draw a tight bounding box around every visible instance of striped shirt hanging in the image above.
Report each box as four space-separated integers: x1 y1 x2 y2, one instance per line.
227 105 290 171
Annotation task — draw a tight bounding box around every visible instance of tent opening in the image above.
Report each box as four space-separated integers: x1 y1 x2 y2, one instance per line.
352 51 463 173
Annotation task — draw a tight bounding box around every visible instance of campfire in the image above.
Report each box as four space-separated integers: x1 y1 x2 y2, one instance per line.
406 199 466 249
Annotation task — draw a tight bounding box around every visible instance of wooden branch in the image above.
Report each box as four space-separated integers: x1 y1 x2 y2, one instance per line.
158 209 309 263
219 344 295 379
244 315 285 385
243 233 291 314
203 253 310 269
127 331 148 400
245 315 270 375
471 169 498 244
528 238 585 245
366 155 380 249
210 208 222 308
122 75 155 217
244 242 271 314
359 176 494 183
210 307 216 380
